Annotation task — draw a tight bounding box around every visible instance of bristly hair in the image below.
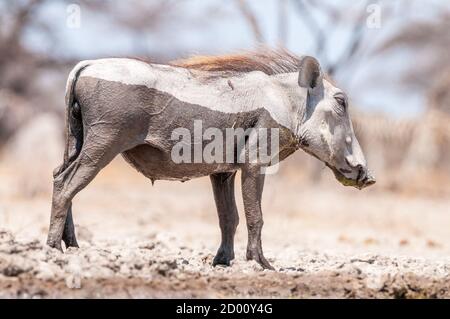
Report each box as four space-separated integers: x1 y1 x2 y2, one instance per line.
170 47 303 76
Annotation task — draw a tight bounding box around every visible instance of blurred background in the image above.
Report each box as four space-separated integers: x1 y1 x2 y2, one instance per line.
0 0 449 259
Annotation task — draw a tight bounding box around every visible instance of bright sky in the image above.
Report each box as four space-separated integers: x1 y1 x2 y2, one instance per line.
24 0 447 118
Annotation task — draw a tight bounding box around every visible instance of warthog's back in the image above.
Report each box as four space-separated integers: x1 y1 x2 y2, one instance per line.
78 58 295 129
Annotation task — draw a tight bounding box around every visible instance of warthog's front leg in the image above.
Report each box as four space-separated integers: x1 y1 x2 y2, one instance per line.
241 166 274 270
210 172 239 266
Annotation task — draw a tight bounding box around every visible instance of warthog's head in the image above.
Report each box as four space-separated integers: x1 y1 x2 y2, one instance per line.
297 56 375 189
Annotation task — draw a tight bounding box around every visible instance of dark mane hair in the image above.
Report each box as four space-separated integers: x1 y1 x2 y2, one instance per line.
170 48 302 75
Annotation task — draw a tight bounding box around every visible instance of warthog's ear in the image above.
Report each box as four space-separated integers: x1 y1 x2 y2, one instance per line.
298 56 322 90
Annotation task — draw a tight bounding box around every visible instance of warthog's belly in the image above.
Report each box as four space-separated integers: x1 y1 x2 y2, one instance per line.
122 144 238 182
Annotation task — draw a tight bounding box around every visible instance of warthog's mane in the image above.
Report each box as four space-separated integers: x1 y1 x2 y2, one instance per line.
170 48 303 76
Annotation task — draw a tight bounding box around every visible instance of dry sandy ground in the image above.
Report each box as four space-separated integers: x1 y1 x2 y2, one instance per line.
1 157 450 298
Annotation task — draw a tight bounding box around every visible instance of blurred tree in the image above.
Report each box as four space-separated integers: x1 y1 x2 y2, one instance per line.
0 0 50 145
234 0 265 43
0 0 47 95
292 0 377 77
379 12 450 114
0 0 184 147
232 0 394 83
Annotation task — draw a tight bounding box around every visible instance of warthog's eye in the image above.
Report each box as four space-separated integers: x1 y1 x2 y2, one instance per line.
333 93 347 116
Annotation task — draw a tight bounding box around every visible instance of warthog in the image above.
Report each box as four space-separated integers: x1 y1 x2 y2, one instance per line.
48 49 375 269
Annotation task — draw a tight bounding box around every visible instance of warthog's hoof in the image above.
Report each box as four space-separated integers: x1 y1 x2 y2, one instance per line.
255 258 275 271
46 238 63 252
63 240 79 249
247 249 275 270
62 234 79 249
212 248 234 267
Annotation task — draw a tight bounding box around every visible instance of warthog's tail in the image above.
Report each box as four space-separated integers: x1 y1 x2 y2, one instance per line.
54 61 91 177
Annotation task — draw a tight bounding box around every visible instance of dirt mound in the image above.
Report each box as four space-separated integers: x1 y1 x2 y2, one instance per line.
1 229 449 298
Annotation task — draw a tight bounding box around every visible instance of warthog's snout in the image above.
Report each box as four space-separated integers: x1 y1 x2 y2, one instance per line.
353 161 376 189
328 163 376 190
358 169 376 189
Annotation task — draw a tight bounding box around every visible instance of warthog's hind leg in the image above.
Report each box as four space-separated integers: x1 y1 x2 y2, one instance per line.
62 203 78 248
241 166 274 270
210 172 239 266
52 167 79 248
47 137 119 251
